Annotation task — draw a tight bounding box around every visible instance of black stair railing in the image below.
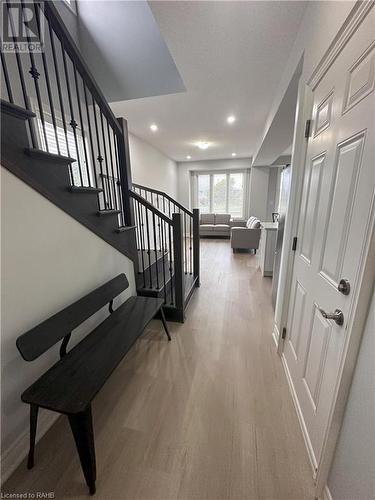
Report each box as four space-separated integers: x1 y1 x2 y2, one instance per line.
0 0 131 229
132 183 200 288
130 190 200 321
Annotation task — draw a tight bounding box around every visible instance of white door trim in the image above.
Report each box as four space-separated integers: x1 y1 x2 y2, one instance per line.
277 2 375 497
275 78 313 354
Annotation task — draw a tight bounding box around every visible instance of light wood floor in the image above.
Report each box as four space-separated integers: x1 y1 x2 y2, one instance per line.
3 239 315 499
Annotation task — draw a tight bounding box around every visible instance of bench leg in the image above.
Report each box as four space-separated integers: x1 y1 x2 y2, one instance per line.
160 307 171 341
27 404 39 469
68 406 96 495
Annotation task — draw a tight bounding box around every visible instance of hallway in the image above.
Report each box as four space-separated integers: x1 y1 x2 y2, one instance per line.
3 239 315 499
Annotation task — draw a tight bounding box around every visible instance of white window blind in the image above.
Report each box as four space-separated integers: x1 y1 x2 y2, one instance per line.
37 118 92 187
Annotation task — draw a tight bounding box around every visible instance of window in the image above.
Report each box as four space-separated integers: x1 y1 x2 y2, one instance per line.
196 171 246 218
37 118 92 186
213 174 227 213
228 173 244 218
198 174 210 213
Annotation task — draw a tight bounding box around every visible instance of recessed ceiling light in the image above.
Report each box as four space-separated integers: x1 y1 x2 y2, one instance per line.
227 115 236 124
186 155 191 160
232 152 237 157
196 141 210 150
150 123 158 132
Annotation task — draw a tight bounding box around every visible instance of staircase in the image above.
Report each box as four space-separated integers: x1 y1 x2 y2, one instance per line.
131 185 200 322
1 0 199 322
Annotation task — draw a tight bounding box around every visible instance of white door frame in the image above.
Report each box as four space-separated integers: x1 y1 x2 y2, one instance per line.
274 77 313 354
275 1 375 496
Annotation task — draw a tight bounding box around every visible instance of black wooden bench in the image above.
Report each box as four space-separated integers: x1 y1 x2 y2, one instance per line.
16 274 171 495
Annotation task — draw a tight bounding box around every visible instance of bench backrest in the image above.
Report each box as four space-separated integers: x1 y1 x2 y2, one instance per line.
16 274 129 361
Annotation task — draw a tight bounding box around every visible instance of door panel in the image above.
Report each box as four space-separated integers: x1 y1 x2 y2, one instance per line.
303 305 331 412
283 8 375 471
320 133 365 284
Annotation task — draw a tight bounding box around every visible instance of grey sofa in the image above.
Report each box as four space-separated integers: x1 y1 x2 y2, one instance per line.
231 216 261 252
200 213 231 237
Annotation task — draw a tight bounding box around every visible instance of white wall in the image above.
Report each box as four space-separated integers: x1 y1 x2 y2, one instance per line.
1 167 136 481
248 166 269 221
129 133 178 198
177 158 251 210
327 288 375 500
266 167 282 222
253 1 356 161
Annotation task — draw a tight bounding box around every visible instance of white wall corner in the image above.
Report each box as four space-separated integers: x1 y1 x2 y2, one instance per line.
321 484 333 500
272 323 280 347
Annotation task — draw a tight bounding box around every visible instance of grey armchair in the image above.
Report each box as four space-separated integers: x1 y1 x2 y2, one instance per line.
231 217 261 253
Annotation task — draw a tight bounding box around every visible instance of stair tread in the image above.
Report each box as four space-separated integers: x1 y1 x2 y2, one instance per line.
115 226 136 233
25 148 76 164
70 186 103 194
97 209 121 216
1 100 36 120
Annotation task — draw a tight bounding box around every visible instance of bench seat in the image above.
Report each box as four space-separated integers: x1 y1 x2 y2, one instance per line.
16 274 171 494
22 296 164 415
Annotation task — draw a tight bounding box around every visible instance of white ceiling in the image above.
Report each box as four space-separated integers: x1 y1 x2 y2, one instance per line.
110 1 307 163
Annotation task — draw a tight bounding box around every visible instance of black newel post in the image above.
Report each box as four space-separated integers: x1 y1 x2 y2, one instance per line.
116 117 135 227
193 208 200 287
172 213 185 322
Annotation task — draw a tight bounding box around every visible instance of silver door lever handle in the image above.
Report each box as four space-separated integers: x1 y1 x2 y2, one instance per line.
319 308 344 326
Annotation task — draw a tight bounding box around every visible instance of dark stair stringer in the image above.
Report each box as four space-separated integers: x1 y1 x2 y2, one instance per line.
1 100 138 265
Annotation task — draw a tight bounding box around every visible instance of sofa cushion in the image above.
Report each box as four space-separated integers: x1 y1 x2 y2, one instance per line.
200 224 215 231
250 219 261 229
246 217 255 228
215 214 231 224
201 213 215 224
215 224 230 230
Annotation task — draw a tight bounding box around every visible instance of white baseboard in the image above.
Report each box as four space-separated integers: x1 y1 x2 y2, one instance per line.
321 484 333 500
272 323 279 347
280 352 317 474
1 409 59 485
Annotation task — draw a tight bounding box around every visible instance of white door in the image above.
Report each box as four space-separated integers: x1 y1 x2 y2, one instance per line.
283 10 375 472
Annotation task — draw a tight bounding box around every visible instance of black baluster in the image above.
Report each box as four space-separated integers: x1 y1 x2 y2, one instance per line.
0 40 13 103
138 201 146 288
189 215 193 275
61 49 83 185
92 100 106 208
34 3 60 154
184 212 187 274
48 22 71 169
168 224 174 305
106 121 119 212
134 199 140 250
145 207 152 288
83 83 97 189
153 212 159 289
99 111 113 208
5 0 36 146
113 135 125 226
161 218 167 303
73 66 90 186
